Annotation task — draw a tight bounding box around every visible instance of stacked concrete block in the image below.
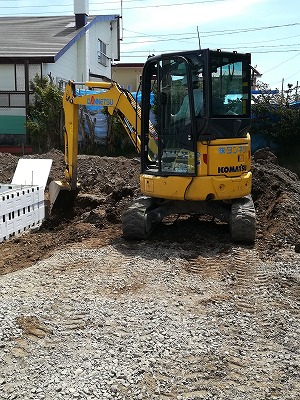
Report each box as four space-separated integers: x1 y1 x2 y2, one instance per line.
0 184 45 242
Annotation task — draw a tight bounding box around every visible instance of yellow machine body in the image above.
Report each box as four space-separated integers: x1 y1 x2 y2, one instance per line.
141 136 251 201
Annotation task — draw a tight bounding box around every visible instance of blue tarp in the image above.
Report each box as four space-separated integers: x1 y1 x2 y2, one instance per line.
290 101 300 109
131 91 155 106
77 89 108 144
251 89 279 95
76 89 155 144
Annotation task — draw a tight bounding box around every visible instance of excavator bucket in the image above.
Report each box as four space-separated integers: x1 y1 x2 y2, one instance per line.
49 180 79 213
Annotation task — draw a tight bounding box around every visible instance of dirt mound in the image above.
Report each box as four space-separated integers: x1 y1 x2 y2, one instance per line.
251 148 300 250
0 152 18 183
0 148 300 274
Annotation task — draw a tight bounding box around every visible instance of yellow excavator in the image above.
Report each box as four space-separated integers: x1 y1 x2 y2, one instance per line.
49 48 256 243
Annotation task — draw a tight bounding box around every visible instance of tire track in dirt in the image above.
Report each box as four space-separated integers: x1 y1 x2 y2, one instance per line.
1 242 299 399
178 246 299 399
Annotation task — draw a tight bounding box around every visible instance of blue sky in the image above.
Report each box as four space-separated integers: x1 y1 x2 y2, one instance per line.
1 0 299 90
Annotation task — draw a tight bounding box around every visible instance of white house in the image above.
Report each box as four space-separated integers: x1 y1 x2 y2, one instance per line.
0 0 120 151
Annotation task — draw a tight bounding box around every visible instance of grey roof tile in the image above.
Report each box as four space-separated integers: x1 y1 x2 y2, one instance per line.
0 15 119 61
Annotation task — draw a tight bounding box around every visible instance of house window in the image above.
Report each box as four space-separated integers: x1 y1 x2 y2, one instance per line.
0 65 15 90
98 39 108 66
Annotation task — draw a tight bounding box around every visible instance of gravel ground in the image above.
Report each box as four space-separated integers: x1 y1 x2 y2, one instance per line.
0 239 299 400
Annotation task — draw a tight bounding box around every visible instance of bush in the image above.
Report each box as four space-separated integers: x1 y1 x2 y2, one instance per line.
26 75 63 152
251 81 300 151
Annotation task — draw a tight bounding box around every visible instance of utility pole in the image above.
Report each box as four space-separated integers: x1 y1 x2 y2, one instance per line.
281 78 284 103
120 0 123 40
197 26 201 50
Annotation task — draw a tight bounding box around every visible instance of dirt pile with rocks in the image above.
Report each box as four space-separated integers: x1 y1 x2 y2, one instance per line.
0 148 300 274
251 148 300 252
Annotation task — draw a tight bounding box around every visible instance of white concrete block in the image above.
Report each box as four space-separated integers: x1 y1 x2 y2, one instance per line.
0 159 52 241
0 184 46 242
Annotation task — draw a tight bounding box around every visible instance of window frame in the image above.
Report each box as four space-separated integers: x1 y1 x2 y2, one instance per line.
98 39 109 67
209 52 251 118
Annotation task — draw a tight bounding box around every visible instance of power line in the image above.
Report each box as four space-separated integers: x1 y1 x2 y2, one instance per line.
0 1 122 8
120 49 300 56
0 3 70 8
0 0 226 8
222 34 300 46
123 23 300 40
122 37 197 44
263 52 300 74
0 0 227 14
122 33 300 47
286 68 300 80
121 23 300 53
106 0 227 10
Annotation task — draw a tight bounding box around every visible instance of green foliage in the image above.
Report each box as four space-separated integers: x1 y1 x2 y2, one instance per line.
103 108 134 155
251 81 300 151
26 75 63 152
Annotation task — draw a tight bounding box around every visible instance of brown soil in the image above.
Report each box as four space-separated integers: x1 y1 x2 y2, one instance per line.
1 148 300 275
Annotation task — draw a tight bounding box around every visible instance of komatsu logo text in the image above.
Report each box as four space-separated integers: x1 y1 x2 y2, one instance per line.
87 96 114 106
218 165 247 173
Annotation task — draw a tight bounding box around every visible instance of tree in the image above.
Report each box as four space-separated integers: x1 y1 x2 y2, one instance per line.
251 81 300 151
26 74 63 152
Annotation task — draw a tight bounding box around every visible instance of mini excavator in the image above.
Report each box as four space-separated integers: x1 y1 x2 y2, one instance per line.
49 48 256 243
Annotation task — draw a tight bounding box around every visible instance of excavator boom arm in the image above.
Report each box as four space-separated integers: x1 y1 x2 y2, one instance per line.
63 80 158 187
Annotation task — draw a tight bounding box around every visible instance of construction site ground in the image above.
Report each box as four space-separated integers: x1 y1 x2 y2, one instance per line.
0 148 299 399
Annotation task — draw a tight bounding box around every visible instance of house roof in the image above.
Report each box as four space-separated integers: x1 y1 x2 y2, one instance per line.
0 15 119 63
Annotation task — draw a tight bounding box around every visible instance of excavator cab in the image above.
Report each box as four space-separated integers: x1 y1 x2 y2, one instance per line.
140 49 251 176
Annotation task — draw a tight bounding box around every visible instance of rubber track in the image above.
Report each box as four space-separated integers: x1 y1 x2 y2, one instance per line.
122 197 156 239
230 195 256 243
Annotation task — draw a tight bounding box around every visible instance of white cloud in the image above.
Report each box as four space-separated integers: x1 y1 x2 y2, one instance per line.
122 0 268 34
